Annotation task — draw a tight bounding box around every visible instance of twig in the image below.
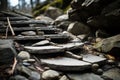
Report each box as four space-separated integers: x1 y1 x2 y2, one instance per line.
7 17 15 36
8 57 17 75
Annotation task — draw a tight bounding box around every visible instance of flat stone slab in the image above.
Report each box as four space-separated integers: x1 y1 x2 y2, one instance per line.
82 54 106 64
24 42 83 54
68 73 104 80
24 46 65 54
41 57 91 71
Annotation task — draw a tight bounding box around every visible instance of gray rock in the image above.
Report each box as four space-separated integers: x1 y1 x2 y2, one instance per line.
92 64 99 70
59 75 69 80
57 21 72 31
54 14 69 25
32 40 50 46
41 57 91 71
44 7 63 19
23 59 35 63
94 34 120 52
0 39 17 65
67 21 90 35
103 68 120 80
82 54 106 64
42 70 60 80
21 31 36 36
9 75 28 80
18 51 30 60
35 15 53 24
29 71 41 80
68 73 104 80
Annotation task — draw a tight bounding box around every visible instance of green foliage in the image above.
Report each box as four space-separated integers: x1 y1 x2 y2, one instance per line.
32 0 72 17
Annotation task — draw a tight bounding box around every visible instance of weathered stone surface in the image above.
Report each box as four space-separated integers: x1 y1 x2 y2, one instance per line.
0 39 17 65
103 68 120 80
82 54 106 64
24 45 65 54
18 51 30 60
59 75 69 80
9 75 28 80
35 15 54 24
21 31 36 36
56 21 72 31
41 57 91 71
32 40 50 46
25 42 83 54
54 14 69 25
59 42 84 50
29 71 41 80
94 34 120 52
42 70 60 80
68 73 104 80
44 7 63 19
17 65 32 77
67 21 90 35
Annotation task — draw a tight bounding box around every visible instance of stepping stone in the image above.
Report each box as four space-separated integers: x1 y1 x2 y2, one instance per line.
41 57 91 71
24 46 65 54
24 42 83 54
82 54 106 64
68 73 104 80
0 17 29 21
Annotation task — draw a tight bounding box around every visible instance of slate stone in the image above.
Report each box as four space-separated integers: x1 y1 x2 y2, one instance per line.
24 45 65 54
68 73 104 80
103 68 120 80
82 54 106 64
32 40 50 46
21 31 36 36
0 39 17 65
41 57 91 71
59 42 84 50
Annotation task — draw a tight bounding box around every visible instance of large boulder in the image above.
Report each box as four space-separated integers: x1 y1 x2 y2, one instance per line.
94 34 120 58
0 39 17 66
67 21 90 35
44 7 63 19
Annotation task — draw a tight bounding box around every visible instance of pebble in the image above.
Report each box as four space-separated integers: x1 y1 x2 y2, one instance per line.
92 64 99 70
18 51 30 60
96 69 103 75
59 75 69 80
42 70 60 80
107 60 115 65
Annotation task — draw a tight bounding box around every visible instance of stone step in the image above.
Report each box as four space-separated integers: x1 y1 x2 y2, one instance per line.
82 54 106 64
0 17 29 21
0 27 61 34
24 43 83 54
41 57 91 71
